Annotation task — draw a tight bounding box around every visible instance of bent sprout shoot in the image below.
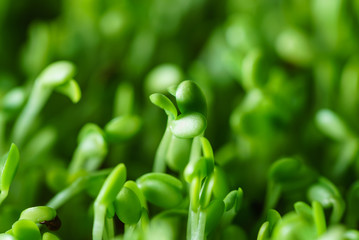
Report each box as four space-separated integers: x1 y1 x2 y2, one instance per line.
93 164 126 240
0 144 20 205
11 61 81 147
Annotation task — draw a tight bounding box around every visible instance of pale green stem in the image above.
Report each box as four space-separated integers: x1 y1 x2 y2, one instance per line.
153 118 172 172
46 177 85 209
12 82 51 147
193 210 207 240
263 182 281 214
189 136 202 164
140 208 150 231
187 202 195 240
105 218 114 240
187 135 204 240
124 224 136 240
330 199 344 224
68 148 85 174
68 147 102 174
47 169 111 209
93 203 107 240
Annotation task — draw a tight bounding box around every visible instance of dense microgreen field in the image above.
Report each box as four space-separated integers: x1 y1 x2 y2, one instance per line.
1 0 359 239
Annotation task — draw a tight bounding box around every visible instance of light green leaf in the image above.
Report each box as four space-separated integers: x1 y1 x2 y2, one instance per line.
55 79 81 103
170 113 207 139
105 115 142 142
150 93 177 119
96 164 127 206
137 173 183 209
315 109 352 141
12 220 41 240
175 80 207 116
37 61 76 87
0 143 20 202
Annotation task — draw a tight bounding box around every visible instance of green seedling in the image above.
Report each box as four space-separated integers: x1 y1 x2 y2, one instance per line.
19 206 59 227
312 201 326 236
241 49 269 91
114 181 142 225
11 61 81 146
93 164 127 240
47 168 112 209
150 93 178 172
294 201 314 221
137 173 184 209
0 144 20 205
0 87 26 117
257 209 281 240
146 209 187 240
170 113 207 139
265 157 317 210
308 177 345 224
223 188 243 212
220 188 244 230
113 82 135 117
315 109 354 141
271 208 317 240
257 221 269 240
104 115 142 142
175 80 207 116
316 109 359 176
275 28 313 66
145 64 182 95
68 124 107 175
11 219 41 240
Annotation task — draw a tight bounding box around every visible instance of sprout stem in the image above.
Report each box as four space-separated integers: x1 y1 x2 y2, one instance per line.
47 169 111 209
12 83 51 147
93 203 106 240
153 119 172 172
105 218 114 239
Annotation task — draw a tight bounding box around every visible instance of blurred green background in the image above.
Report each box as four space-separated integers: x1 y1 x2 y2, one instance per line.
1 0 359 239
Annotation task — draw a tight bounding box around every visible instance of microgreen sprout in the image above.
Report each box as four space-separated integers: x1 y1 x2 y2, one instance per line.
0 143 20 205
4 1 359 239
93 163 126 240
307 177 345 224
68 123 107 175
11 61 81 147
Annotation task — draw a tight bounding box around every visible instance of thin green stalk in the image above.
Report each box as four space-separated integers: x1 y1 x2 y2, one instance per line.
68 150 101 175
193 210 206 240
187 202 195 240
12 83 51 147
105 218 115 240
189 136 202 164
93 203 107 240
263 182 281 214
47 169 111 209
140 208 150 231
187 135 204 240
153 119 172 172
